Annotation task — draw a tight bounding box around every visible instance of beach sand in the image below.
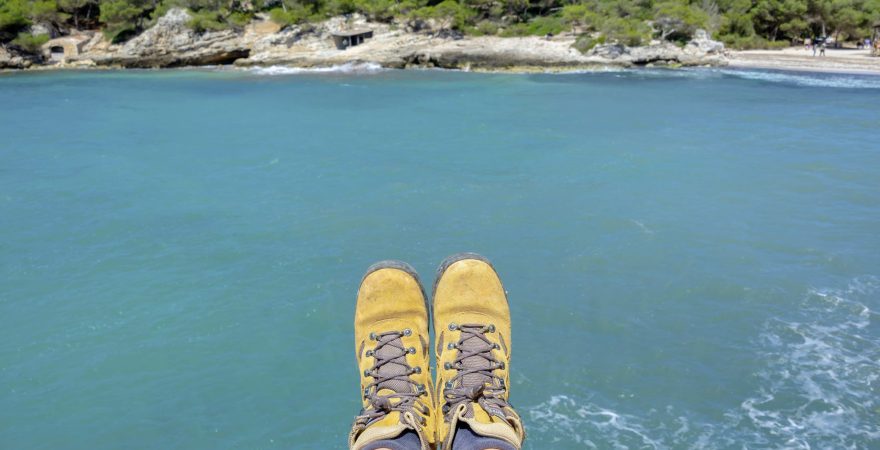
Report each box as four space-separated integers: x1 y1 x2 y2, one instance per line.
730 47 880 75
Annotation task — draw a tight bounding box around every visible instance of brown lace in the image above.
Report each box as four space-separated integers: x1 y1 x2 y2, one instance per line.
443 323 511 420
356 330 428 429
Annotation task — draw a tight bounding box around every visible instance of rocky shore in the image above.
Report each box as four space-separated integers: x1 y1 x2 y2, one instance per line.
1 8 728 72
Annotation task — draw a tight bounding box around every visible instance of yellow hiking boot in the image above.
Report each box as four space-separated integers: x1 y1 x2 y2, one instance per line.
349 261 435 450
432 253 526 450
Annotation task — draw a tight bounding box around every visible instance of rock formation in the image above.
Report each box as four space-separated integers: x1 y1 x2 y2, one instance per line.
11 10 728 71
86 8 250 68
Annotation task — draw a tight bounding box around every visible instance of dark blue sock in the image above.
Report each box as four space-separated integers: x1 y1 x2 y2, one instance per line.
452 424 517 450
361 430 422 450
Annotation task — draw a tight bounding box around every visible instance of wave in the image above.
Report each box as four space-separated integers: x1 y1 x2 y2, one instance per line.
553 67 880 89
717 69 880 89
528 395 665 449
726 276 880 448
245 62 385 75
526 276 880 449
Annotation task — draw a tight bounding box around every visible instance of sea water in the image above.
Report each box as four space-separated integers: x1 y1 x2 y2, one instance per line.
1 67 878 449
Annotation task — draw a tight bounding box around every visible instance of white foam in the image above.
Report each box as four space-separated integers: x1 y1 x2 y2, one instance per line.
246 62 385 76
728 276 880 448
526 276 880 448
527 395 664 449
718 69 880 89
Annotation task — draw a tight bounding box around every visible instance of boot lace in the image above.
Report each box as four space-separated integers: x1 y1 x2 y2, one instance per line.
443 323 511 420
356 330 428 429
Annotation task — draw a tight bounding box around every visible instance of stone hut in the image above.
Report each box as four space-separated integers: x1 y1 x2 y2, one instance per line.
42 35 90 63
331 29 373 50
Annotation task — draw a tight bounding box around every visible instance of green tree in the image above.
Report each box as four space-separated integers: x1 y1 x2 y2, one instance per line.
10 30 49 52
0 0 31 36
58 0 99 28
653 1 709 41
100 0 146 41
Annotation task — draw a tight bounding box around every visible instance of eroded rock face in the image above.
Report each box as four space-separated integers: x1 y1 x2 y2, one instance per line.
687 29 725 55
0 46 32 69
589 43 627 59
587 31 726 67
91 8 249 67
11 12 728 71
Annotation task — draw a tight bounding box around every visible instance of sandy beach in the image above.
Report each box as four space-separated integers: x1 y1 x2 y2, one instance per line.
730 47 880 75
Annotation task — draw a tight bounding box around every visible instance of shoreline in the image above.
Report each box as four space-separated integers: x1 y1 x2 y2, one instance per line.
3 11 880 77
6 59 880 77
727 48 880 76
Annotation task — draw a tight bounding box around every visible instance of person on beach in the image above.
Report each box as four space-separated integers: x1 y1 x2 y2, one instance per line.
812 39 818 57
820 41 826 56
348 254 525 450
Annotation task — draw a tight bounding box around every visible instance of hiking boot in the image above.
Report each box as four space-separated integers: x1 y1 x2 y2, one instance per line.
350 261 435 450
432 253 525 449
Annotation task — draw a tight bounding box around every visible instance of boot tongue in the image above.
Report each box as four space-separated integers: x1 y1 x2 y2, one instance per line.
375 335 411 396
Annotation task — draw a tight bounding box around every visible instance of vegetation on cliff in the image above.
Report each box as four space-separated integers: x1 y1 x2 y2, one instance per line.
2 0 879 52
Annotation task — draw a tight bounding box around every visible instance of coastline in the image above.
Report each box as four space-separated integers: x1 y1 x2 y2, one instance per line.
728 48 880 76
2 9 726 74
3 11 880 77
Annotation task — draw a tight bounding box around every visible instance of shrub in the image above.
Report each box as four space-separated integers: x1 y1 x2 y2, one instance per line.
561 4 600 32
572 33 605 53
0 0 31 35
227 11 252 29
601 17 651 47
464 20 498 36
268 5 311 26
100 0 145 42
188 10 227 32
718 34 790 49
10 31 49 53
356 0 396 22
653 1 709 43
500 16 565 37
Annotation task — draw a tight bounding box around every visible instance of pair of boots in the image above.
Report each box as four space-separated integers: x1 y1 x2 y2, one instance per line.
349 253 526 450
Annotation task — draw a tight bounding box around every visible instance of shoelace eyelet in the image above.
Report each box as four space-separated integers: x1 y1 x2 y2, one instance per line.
403 328 411 336
448 323 457 331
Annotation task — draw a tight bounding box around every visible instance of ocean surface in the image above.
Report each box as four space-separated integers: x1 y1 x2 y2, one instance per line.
2 66 879 449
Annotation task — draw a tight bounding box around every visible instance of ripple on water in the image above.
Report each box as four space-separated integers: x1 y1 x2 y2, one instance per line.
526 276 880 449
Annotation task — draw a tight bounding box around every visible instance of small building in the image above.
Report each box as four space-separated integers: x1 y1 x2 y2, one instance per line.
331 29 373 50
41 35 89 63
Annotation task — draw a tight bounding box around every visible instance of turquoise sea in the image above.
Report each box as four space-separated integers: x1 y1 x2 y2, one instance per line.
2 66 879 449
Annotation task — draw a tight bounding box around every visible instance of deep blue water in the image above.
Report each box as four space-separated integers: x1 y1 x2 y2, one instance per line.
2 66 879 449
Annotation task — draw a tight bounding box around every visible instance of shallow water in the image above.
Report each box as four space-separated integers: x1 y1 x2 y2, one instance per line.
1 67 878 449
